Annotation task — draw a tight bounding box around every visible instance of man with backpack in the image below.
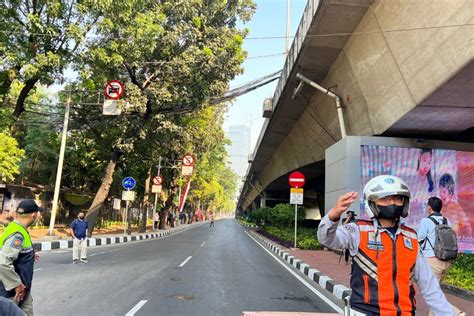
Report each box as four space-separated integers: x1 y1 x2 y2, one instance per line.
418 196 463 315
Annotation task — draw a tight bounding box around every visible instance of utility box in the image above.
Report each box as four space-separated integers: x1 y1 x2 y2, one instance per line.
262 98 273 118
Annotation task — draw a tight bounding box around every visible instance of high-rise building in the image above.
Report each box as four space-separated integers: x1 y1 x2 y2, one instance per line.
227 125 251 179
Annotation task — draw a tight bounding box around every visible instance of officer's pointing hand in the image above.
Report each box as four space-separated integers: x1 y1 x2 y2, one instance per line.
328 191 358 221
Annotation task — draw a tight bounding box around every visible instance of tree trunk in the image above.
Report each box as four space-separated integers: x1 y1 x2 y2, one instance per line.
139 167 151 233
85 150 121 237
12 78 39 119
158 189 176 229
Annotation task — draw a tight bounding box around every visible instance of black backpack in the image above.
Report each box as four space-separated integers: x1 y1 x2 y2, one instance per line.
423 214 458 261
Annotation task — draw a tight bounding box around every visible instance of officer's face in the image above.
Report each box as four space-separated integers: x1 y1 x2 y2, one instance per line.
375 195 405 206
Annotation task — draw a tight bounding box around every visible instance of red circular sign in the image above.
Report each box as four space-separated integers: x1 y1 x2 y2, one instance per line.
153 176 162 185
104 80 124 100
182 154 195 166
288 171 305 188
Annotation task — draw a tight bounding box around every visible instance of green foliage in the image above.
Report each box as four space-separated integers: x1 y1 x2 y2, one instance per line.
252 204 305 227
0 132 25 182
444 253 474 291
263 226 322 250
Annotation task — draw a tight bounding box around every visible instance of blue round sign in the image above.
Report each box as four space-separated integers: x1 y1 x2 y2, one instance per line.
122 177 136 190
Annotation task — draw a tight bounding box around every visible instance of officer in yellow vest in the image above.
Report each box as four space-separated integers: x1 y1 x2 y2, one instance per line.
0 199 42 316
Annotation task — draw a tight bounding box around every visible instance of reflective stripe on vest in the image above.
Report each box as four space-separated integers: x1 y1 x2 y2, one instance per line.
350 220 418 316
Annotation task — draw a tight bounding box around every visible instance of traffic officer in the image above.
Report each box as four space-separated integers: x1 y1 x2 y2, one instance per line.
0 199 42 316
318 175 456 315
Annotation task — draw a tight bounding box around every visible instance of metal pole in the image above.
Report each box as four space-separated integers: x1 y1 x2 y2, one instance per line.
286 0 291 54
153 156 162 221
48 89 71 236
124 199 129 235
294 204 298 248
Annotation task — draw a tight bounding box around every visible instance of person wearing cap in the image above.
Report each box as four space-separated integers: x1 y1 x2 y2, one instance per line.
318 175 457 315
0 199 42 316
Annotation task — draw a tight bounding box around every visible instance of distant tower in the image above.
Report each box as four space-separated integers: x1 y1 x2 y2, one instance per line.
227 125 251 178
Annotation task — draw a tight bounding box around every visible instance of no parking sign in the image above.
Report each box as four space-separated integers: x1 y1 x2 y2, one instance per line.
104 80 124 100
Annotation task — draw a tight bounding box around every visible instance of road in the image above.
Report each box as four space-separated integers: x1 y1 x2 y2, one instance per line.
32 219 337 316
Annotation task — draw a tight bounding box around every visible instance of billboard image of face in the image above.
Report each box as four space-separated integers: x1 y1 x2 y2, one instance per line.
360 145 474 253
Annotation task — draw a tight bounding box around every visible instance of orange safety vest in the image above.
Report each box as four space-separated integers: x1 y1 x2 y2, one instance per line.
350 220 419 316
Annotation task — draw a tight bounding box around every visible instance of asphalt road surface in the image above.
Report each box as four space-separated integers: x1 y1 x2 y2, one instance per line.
31 219 337 316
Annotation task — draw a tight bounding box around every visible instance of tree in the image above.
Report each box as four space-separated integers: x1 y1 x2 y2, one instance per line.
0 1 100 121
74 0 255 232
0 132 25 182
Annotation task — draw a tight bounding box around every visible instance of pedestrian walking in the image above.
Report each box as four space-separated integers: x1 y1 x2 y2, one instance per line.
318 175 457 315
71 212 88 263
418 196 464 315
153 211 160 230
210 214 214 228
0 199 42 316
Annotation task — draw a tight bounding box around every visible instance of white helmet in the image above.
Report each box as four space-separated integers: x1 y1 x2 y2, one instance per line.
363 175 411 219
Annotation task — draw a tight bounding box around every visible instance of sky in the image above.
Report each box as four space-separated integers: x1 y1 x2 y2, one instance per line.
223 0 307 152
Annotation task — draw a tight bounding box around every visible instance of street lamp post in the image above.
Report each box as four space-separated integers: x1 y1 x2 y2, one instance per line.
48 89 72 236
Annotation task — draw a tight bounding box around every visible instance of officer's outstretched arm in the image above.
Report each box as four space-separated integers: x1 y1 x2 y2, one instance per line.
414 251 456 316
0 234 23 291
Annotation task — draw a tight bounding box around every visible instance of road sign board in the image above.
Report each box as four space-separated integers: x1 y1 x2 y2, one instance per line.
103 100 122 115
182 154 195 166
288 171 305 188
113 198 121 210
104 80 124 100
290 188 304 205
121 190 136 201
122 177 136 190
151 185 162 193
152 176 162 185
181 166 193 176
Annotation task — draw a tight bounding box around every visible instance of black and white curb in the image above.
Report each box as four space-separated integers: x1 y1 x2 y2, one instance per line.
241 224 258 228
250 231 352 303
34 222 203 252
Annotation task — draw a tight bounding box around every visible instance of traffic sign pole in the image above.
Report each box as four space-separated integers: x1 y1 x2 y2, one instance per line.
294 204 297 248
124 195 129 235
288 171 305 248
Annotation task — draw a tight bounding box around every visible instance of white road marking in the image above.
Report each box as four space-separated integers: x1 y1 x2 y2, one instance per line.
34 268 42 272
125 300 147 316
200 241 206 247
179 256 192 267
245 231 344 314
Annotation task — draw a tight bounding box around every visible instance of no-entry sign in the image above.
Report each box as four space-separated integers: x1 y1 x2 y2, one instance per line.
288 171 305 188
104 80 124 100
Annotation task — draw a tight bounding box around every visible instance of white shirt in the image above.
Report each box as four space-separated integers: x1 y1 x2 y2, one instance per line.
317 215 455 316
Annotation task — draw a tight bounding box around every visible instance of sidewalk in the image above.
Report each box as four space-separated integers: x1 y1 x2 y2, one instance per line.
33 221 206 251
290 249 472 315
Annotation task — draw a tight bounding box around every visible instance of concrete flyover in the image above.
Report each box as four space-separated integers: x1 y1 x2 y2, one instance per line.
237 0 473 214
